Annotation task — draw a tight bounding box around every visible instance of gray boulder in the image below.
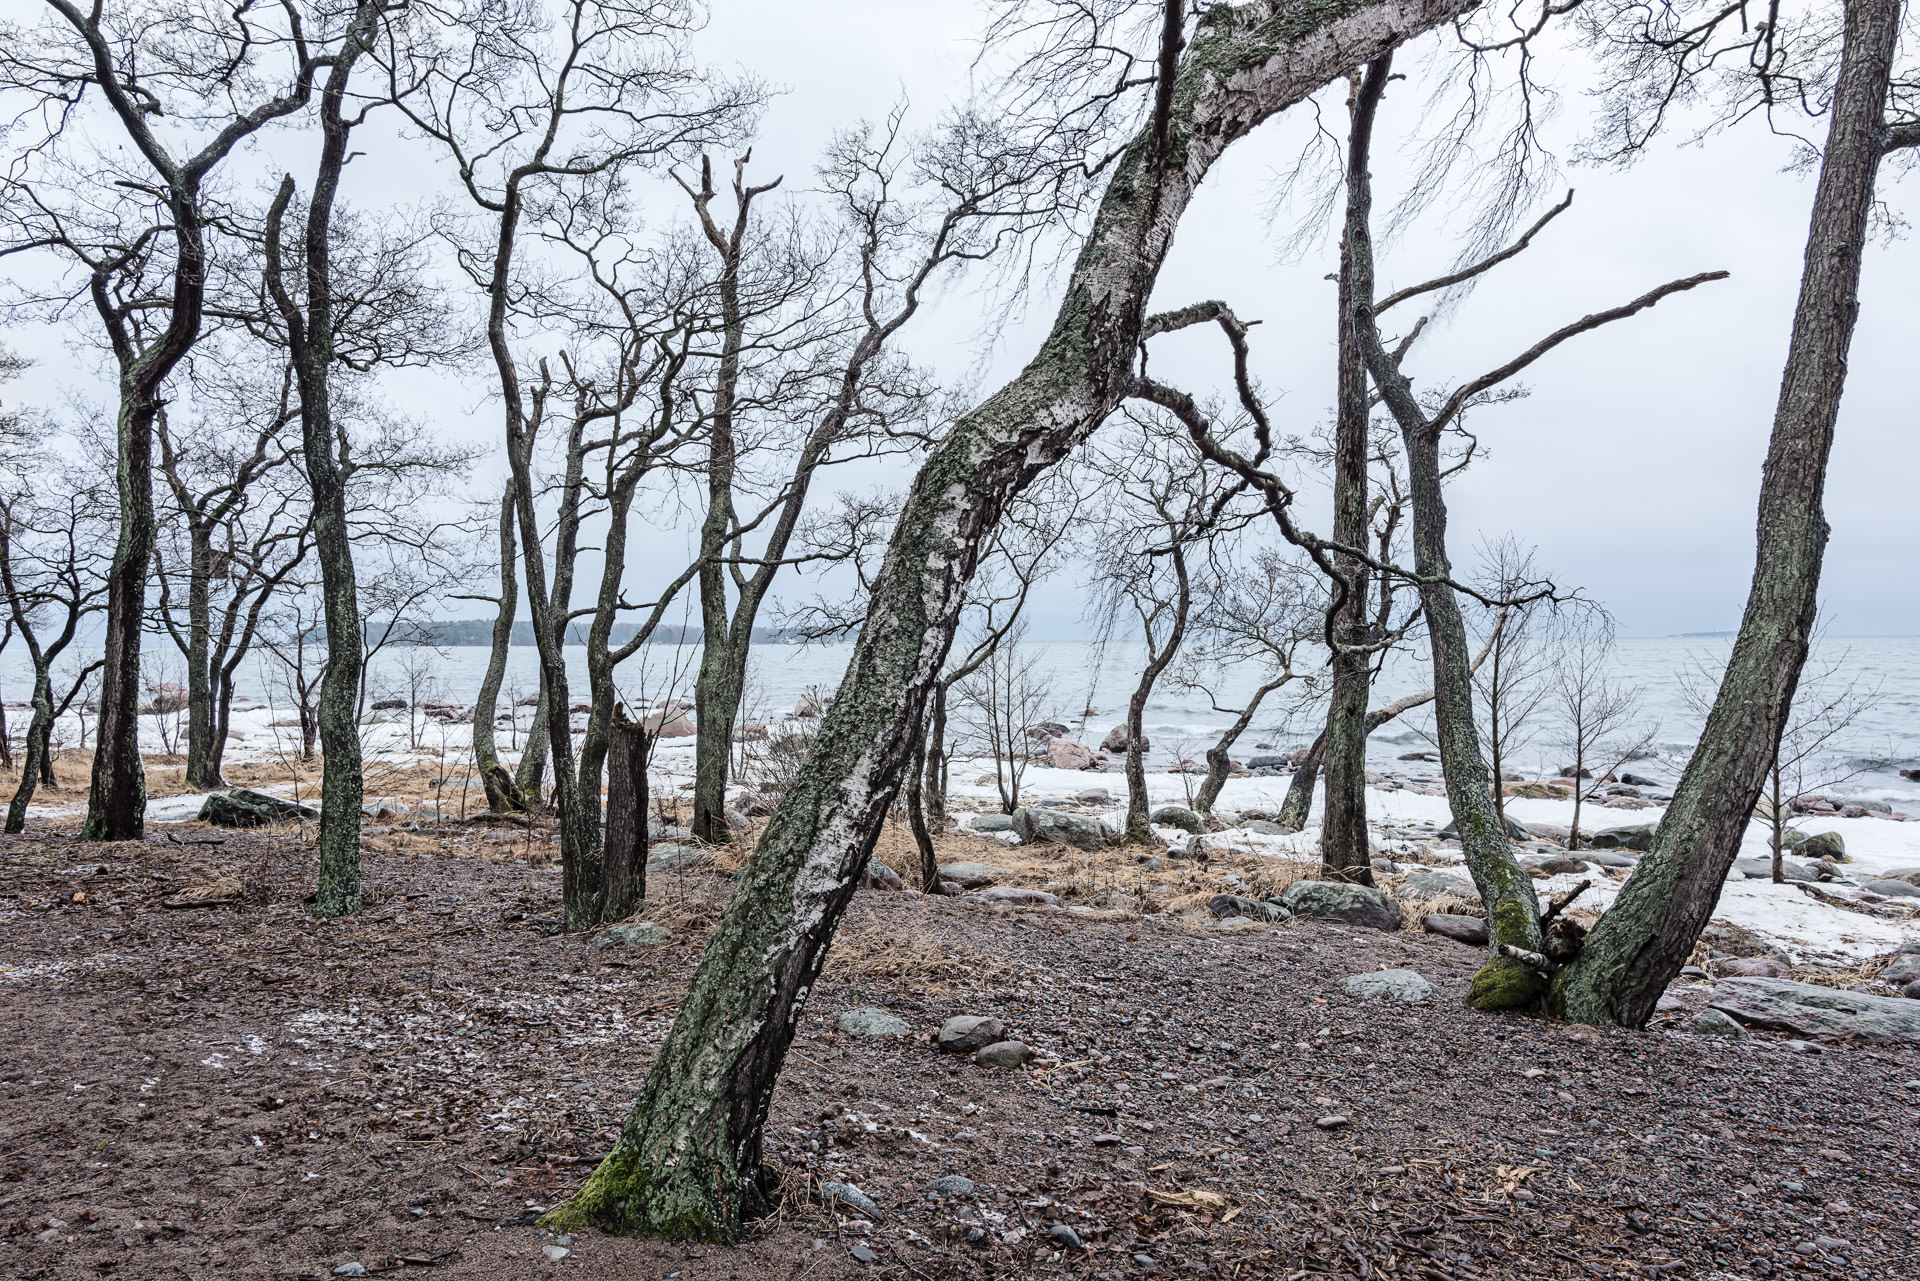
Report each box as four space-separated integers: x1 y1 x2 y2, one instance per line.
819 1181 883 1221
1399 871 1480 902
1583 851 1636 868
1864 878 1920 898
1013 806 1108 850
1150 804 1203 834
864 858 903 891
1590 823 1657 852
1339 968 1434 1002
1239 819 1287 835
1683 1008 1749 1038
1423 913 1489 945
1707 977 1920 1045
1438 812 1531 843
965 886 1060 907
937 1015 1006 1054
1879 955 1920 985
1073 788 1112 805
838 1007 911 1037
586 921 672 948
1100 725 1145 753
1798 830 1847 862
200 788 319 828
1277 880 1404 931
938 862 1011 887
970 812 1015 833
647 843 714 873
1732 857 1815 882
1245 755 1291 770
974 1040 1033 1068
925 1175 975 1199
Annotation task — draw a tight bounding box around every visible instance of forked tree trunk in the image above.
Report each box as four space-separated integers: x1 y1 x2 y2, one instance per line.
1194 674 1291 813
1321 231 1374 883
600 711 649 923
1343 54 1546 1010
545 0 1476 1241
1554 0 1897 1026
474 482 525 812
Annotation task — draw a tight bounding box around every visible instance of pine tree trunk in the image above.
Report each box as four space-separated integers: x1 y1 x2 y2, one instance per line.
1553 0 1895 1027
543 0 1475 1241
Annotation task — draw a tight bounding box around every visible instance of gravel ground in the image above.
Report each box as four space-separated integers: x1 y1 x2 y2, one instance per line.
3 821 1918 1281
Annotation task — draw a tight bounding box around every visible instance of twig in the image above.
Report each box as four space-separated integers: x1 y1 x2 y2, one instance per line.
1538 879 1591 926
1498 944 1558 975
164 831 225 848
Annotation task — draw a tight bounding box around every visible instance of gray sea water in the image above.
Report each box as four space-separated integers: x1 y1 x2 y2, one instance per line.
8 635 1917 805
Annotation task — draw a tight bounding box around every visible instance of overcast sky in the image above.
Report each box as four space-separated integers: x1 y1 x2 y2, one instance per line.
11 1 1915 641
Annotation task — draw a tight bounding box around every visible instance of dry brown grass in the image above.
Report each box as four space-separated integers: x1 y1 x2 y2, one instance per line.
822 907 1015 991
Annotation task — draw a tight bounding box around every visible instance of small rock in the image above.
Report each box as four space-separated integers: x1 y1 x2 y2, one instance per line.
332 1267 369 1279
1133 1255 1158 1269
1799 830 1847 862
1716 956 1791 978
1150 804 1203 834
965 886 1060 907
925 1175 975 1199
937 1015 1006 1054
586 921 671 948
1046 1224 1083 1250
1423 913 1489 945
646 844 714 873
541 1244 570 1262
974 1040 1033 1068
1438 812 1532 842
848 1244 878 1263
1339 968 1434 1003
1400 871 1480 902
1315 1115 1349 1130
969 813 1015 833
1238 819 1286 835
863 858 903 891
1589 823 1657 852
1073 788 1112 805
820 1181 884 1221
1534 857 1589 875
938 861 1011 886
1683 1008 1748 1038
838 1008 911 1037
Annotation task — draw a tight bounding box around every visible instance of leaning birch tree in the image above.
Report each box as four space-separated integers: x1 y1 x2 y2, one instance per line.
546 0 1484 1241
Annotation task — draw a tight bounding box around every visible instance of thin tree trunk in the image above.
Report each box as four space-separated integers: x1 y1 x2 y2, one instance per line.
81 384 158 842
906 732 936 888
925 683 950 824
1344 53 1547 1010
601 711 649 923
1124 549 1191 842
1276 731 1325 832
1195 674 1289 813
6 664 55 833
1321 227 1374 883
475 482 524 811
182 524 218 787
262 2 385 918
1553 0 1895 1026
545 0 1473 1240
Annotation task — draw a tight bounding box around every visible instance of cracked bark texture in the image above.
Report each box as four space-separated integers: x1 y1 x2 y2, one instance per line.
546 0 1481 1241
1554 0 1898 1027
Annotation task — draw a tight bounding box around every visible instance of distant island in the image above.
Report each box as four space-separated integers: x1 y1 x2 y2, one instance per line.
1669 631 1736 638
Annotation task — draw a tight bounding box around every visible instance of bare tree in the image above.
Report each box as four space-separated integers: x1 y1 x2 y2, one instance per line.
1555 0 1912 1026
1471 536 1555 825
953 622 1058 816
544 1 1479 1238
1176 549 1320 814
0 0 327 840
1551 612 1654 851
1085 414 1245 843
0 458 110 830
392 0 756 929
1346 50 1724 1009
